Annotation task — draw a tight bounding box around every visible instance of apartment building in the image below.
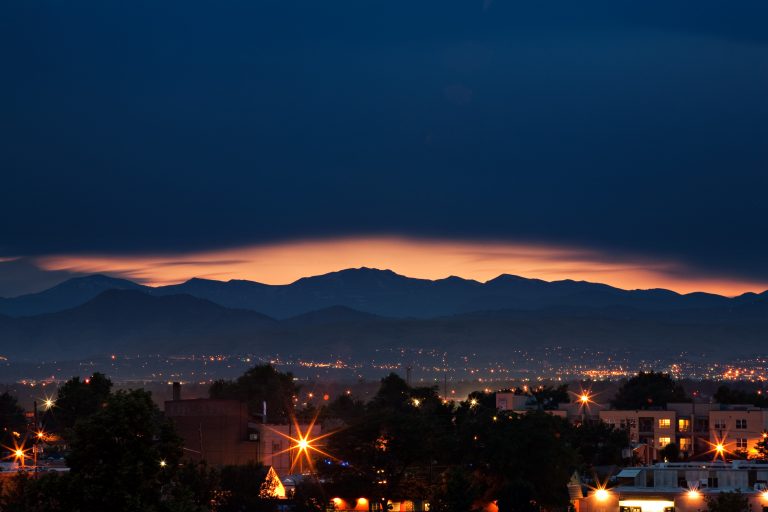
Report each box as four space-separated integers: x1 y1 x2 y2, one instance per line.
599 410 677 460
709 407 768 457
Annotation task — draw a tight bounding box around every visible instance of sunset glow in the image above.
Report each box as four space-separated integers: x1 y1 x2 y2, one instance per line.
38 237 766 296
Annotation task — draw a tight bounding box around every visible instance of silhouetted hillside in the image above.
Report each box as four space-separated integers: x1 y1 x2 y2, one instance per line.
0 275 146 316
2 286 768 361
0 268 756 319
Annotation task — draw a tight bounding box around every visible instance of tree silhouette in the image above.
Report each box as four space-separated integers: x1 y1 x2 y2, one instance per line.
209 364 299 423
54 372 113 433
611 372 689 409
706 490 749 512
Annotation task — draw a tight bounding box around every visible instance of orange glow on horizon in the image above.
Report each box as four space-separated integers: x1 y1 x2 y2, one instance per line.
37 236 767 296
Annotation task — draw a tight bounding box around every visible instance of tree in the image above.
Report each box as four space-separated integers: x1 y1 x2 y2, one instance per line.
218 463 279 512
611 372 689 409
464 411 578 512
291 477 327 512
320 374 454 512
54 372 113 433
0 472 74 512
566 421 630 470
755 433 768 459
706 490 749 512
0 391 26 446
209 364 299 423
429 466 480 512
64 389 184 511
533 384 570 410
659 442 681 462
714 385 768 408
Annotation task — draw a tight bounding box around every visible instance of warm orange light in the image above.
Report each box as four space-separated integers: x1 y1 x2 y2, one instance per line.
594 489 609 501
412 398 421 407
43 397 55 410
469 398 478 407
580 394 590 404
716 443 724 453
357 497 368 506
687 489 701 499
14 449 24 459
267 413 336 474
39 236 768 297
159 459 167 467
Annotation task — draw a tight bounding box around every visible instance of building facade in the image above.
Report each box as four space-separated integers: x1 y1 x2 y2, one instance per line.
164 397 321 476
575 462 768 512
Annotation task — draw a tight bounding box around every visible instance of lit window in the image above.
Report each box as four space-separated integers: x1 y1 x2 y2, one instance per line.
736 419 747 429
679 438 691 452
659 437 671 447
678 419 690 432
658 418 671 428
736 438 748 450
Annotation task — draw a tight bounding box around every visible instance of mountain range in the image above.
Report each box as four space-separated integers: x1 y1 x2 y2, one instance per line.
2 268 765 319
1 269 767 360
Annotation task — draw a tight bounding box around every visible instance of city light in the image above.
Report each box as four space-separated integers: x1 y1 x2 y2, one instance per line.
159 459 167 467
268 413 337 474
3 441 30 467
412 398 421 407
469 398 478 407
573 389 596 409
42 396 56 410
687 489 701 499
706 436 730 461
594 488 609 501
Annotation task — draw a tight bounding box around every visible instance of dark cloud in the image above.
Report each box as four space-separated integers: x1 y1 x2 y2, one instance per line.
0 259 84 297
0 1 766 281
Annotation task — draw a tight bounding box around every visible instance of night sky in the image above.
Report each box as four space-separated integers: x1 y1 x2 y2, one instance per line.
1 1 767 296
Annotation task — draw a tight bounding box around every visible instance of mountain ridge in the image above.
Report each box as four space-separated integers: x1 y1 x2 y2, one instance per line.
0 267 764 319
1 287 768 361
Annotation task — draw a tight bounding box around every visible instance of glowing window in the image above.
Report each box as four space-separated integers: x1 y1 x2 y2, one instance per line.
679 438 691 452
659 437 671 447
678 419 690 432
658 418 671 428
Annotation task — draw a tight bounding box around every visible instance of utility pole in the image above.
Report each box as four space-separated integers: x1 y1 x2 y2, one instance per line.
32 400 38 472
